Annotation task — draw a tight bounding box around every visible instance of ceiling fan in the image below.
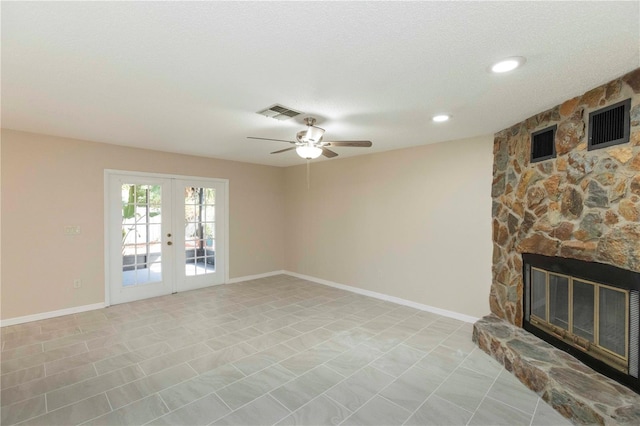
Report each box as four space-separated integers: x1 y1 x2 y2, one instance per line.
248 117 372 159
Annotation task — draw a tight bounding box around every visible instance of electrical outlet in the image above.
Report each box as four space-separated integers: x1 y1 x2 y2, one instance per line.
64 226 81 236
73 279 82 289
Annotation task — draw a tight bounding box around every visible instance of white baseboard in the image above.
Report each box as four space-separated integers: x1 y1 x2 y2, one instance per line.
1 271 476 327
1 271 283 328
284 271 478 324
1 303 106 327
226 270 286 284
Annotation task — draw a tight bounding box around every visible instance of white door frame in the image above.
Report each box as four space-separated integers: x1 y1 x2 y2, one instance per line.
104 169 229 306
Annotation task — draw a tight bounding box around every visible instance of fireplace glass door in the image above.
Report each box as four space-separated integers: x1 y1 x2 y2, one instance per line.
572 280 595 342
528 267 629 372
599 287 627 357
549 274 569 329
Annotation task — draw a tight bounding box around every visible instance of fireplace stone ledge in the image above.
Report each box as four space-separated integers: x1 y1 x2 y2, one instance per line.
473 314 640 425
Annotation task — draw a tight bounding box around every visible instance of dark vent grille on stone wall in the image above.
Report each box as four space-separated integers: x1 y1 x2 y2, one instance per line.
588 98 630 150
531 125 557 163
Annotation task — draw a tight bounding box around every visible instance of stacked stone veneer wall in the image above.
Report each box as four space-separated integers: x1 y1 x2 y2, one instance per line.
491 68 640 327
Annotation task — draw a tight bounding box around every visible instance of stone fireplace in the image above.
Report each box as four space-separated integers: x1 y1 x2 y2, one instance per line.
474 68 640 424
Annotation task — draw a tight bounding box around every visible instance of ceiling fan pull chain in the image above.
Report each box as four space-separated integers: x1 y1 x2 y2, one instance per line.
306 159 311 190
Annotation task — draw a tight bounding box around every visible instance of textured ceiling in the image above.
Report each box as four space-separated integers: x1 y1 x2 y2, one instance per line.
2 1 639 167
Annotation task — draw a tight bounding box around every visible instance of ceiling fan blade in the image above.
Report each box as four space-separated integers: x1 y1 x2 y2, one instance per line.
270 147 296 154
324 140 372 147
321 148 339 158
247 136 296 144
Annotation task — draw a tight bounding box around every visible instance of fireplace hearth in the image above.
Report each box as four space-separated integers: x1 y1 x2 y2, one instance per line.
523 253 640 393
474 315 640 424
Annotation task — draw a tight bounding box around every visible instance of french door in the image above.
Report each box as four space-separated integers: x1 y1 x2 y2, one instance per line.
174 178 226 293
106 172 227 305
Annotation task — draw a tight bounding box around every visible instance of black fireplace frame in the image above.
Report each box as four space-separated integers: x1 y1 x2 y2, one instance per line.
522 253 640 394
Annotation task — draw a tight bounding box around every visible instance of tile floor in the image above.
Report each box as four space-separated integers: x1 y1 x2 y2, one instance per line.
1 275 572 425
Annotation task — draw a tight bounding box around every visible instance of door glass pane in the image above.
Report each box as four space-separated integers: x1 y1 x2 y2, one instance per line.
572 280 595 341
531 269 547 320
599 287 626 356
121 184 163 286
205 206 215 222
549 274 569 329
184 187 215 276
204 188 215 204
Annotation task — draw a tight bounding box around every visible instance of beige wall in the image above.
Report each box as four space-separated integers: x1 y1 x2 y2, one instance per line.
1 129 493 321
1 129 286 319
284 135 494 318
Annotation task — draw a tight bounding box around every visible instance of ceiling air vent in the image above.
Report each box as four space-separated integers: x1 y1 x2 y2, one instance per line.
256 104 303 121
588 98 630 150
531 124 557 163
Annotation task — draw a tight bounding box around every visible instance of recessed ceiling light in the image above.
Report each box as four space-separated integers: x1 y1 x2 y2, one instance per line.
491 56 526 73
432 114 450 122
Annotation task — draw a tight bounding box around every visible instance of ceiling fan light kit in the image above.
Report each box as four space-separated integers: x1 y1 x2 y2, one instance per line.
296 145 323 159
248 116 373 160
